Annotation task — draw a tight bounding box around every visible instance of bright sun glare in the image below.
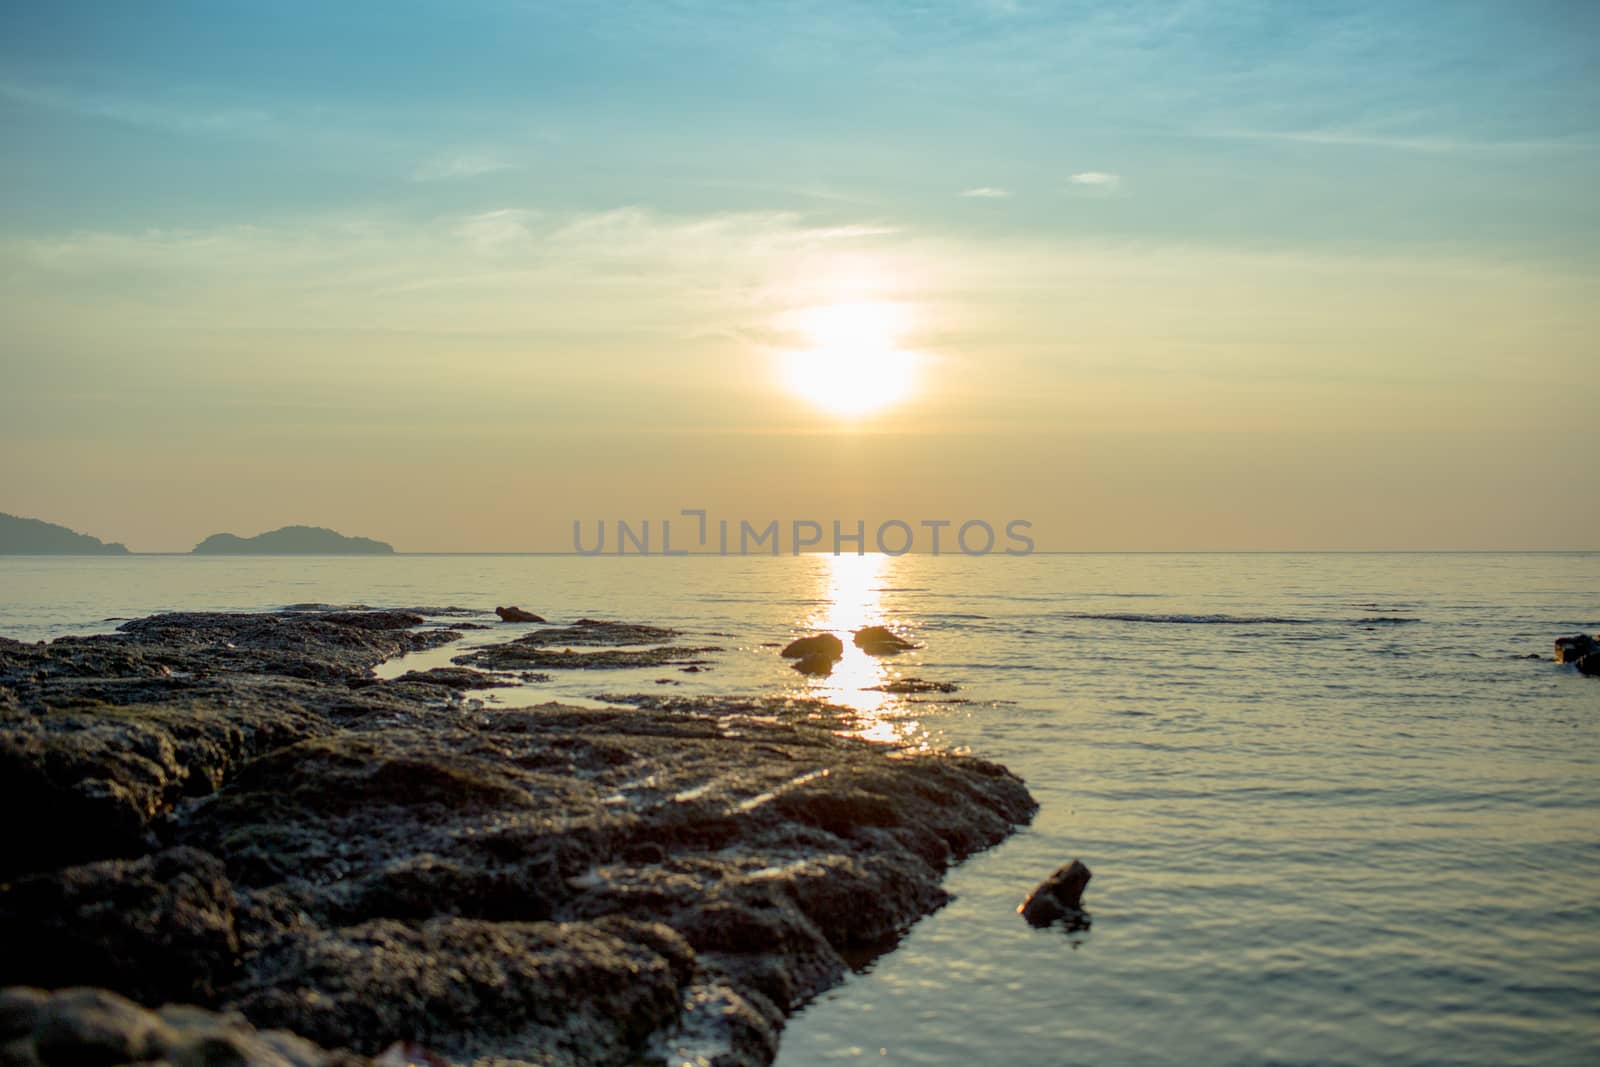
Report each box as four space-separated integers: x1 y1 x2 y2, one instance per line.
782 302 917 416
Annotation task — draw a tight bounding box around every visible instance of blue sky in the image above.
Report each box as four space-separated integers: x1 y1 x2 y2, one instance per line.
5 0 1595 255
2 2 1597 550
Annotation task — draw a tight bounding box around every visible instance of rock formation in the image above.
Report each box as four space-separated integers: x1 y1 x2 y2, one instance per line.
1018 859 1093 928
779 634 844 660
0 609 1036 1065
853 626 919 655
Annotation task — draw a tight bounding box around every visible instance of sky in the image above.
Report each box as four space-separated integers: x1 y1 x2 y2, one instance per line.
2 0 1597 551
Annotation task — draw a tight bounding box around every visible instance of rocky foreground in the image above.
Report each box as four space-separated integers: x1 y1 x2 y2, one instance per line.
0 609 1036 1066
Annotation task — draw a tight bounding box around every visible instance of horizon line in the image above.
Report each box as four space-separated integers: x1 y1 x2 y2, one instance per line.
3 549 1597 558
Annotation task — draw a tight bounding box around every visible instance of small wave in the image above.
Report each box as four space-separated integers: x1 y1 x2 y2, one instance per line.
1056 611 1424 627
1056 611 1317 626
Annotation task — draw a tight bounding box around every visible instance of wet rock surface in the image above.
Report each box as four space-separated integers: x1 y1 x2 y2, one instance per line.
852 626 919 655
493 606 545 623
456 619 721 672
459 644 723 671
511 619 681 647
779 634 844 661
0 610 1036 1066
865 678 959 695
791 652 837 676
391 667 509 690
1018 859 1093 929
1554 634 1598 672
0 611 460 879
0 985 367 1067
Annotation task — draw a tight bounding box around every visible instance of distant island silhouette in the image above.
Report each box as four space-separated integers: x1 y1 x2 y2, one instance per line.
0 512 129 554
192 525 395 555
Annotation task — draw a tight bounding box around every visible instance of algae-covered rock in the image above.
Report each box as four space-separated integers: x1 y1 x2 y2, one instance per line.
0 847 239 1006
0 610 1037 1066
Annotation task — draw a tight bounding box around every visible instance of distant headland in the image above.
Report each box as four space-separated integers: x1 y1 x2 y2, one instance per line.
192 525 395 555
0 513 129 554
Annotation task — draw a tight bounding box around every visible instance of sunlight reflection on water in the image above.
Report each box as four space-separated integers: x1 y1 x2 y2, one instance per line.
783 552 939 748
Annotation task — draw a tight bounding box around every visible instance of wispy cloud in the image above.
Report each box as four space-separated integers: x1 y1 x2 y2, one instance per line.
1194 127 1598 154
960 187 1011 199
452 208 539 251
0 207 913 337
1069 171 1122 192
0 80 269 134
411 152 515 182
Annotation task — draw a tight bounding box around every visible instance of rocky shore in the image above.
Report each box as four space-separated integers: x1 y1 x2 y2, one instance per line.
0 609 1036 1066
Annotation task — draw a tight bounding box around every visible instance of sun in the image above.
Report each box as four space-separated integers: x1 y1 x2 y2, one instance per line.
781 302 918 416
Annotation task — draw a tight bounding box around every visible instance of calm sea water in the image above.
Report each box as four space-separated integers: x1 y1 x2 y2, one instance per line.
2 552 1597 1065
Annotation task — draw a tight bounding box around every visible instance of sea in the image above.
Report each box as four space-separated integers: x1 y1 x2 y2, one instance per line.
2 552 1596 1066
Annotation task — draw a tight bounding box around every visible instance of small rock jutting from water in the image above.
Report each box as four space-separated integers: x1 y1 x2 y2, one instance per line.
1553 634 1599 676
780 634 844 661
792 652 838 676
864 678 958 695
457 619 717 672
1019 859 1093 928
852 626 919 655
1553 634 1594 663
393 667 509 690
495 605 545 623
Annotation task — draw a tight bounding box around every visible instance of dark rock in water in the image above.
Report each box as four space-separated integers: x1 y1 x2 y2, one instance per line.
392 667 508 690
459 643 721 671
852 626 919 655
681 664 706 673
319 610 424 630
495 605 545 623
780 634 844 660
510 619 678 647
1019 859 1092 928
792 652 837 676
1554 634 1597 665
457 620 713 671
865 677 958 694
1577 652 1600 678
0 611 1036 1066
